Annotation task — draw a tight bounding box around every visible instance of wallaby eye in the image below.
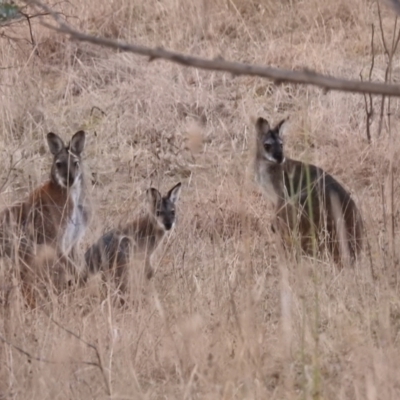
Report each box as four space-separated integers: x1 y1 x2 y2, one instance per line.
156 210 161 217
55 161 62 169
171 209 175 216
264 143 271 152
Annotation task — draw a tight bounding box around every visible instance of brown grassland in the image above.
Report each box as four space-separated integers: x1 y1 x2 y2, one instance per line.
1 0 400 398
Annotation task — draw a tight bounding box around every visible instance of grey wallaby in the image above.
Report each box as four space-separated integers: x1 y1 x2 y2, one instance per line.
84 182 182 292
253 117 363 266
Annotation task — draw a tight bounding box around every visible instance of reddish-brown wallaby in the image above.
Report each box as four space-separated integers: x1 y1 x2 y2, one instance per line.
0 130 89 295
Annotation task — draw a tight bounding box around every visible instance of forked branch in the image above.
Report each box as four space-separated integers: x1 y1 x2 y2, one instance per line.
24 0 400 97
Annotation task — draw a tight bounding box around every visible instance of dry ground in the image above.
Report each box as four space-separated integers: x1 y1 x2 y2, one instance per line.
0 0 400 398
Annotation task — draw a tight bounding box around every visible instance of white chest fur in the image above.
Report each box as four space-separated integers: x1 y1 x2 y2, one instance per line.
256 163 279 206
61 184 86 254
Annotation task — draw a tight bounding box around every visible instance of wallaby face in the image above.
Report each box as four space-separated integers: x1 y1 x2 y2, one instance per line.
255 117 286 165
147 182 181 231
47 131 85 189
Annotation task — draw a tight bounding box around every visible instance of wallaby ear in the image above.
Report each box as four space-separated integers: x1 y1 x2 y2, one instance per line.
276 118 288 137
70 131 86 155
146 188 162 210
255 117 270 135
167 182 182 204
47 132 65 155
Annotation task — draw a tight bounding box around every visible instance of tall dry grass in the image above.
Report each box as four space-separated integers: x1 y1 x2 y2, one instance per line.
0 0 400 398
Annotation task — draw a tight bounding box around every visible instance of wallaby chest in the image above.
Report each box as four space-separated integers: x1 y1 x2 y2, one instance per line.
61 184 87 254
255 161 285 206
255 158 317 208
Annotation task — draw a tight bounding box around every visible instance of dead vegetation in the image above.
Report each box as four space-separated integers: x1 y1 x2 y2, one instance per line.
0 0 400 398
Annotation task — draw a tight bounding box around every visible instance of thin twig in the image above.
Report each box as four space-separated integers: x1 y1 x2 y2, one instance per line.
48 316 111 396
360 24 375 142
376 7 400 136
19 11 38 54
377 1 389 136
21 0 400 97
380 183 389 273
0 11 50 28
387 18 400 132
0 31 34 44
0 333 99 367
90 106 107 117
0 154 24 194
0 64 24 70
378 1 390 54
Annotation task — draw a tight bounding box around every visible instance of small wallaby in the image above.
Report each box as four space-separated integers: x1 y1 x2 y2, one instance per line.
84 182 182 292
253 117 363 266
0 130 89 280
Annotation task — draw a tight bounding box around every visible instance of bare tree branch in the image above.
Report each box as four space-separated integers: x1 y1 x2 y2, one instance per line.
25 0 400 98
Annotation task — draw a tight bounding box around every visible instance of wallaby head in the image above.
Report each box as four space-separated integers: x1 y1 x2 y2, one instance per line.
255 117 287 165
146 182 182 231
47 130 86 189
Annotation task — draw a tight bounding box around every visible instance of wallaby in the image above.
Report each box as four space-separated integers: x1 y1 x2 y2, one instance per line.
0 130 89 286
84 182 182 292
253 117 363 266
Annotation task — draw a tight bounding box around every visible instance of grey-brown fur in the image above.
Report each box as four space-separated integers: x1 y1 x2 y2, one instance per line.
84 182 181 291
253 117 363 266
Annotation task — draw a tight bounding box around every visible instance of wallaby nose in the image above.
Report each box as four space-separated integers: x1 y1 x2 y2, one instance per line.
164 222 173 231
275 153 284 164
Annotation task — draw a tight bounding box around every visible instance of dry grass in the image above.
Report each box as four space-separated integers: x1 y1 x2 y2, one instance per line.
0 0 400 398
